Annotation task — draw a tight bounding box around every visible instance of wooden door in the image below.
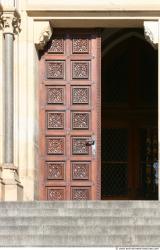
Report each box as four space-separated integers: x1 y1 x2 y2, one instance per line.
39 29 101 200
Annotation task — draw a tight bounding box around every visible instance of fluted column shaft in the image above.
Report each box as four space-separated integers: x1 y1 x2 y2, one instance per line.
4 32 14 163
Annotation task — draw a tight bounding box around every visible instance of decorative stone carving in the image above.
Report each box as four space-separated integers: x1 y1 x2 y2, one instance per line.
39 28 52 50
34 21 52 50
1 10 21 36
144 21 158 49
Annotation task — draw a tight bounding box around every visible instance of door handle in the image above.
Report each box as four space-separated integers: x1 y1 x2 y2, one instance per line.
85 136 96 157
85 139 95 146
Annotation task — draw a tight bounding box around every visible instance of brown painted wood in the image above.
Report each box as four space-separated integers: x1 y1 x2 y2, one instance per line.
39 29 101 200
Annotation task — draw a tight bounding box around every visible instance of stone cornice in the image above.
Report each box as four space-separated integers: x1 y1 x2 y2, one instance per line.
0 6 21 36
25 0 160 18
26 0 160 12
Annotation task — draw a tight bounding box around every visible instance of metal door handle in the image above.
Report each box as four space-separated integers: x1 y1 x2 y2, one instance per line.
85 139 95 146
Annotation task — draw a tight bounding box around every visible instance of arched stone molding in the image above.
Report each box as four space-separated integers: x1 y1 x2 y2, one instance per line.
144 21 158 50
34 20 52 50
102 30 148 58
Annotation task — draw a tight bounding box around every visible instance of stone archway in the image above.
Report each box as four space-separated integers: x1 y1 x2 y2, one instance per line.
101 28 158 200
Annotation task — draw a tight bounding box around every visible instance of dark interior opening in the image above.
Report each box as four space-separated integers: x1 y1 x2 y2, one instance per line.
101 28 158 200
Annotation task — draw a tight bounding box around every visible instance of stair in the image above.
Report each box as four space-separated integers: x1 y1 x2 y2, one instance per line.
0 201 160 246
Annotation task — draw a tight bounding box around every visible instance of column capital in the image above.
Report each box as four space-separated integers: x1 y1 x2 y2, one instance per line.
144 21 158 49
0 7 21 36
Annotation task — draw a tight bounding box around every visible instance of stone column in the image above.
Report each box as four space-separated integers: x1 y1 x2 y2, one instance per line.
0 4 4 201
0 8 23 201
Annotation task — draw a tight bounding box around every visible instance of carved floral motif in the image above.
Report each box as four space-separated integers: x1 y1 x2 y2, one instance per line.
72 112 89 129
48 38 64 53
47 87 64 104
72 38 89 54
47 61 65 79
72 188 89 200
47 137 65 155
47 162 64 180
72 162 89 180
72 62 89 79
47 112 64 129
48 189 64 200
72 87 89 104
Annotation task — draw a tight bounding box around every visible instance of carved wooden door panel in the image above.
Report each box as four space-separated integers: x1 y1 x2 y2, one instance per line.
39 29 101 200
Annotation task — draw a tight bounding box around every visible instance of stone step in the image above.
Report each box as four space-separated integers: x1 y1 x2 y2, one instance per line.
0 201 160 246
0 235 138 246
0 207 160 217
0 216 160 226
0 225 160 235
0 234 160 246
0 201 159 209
